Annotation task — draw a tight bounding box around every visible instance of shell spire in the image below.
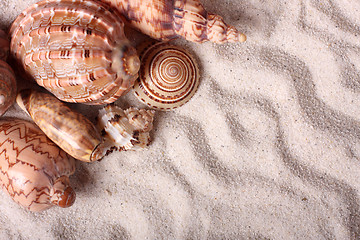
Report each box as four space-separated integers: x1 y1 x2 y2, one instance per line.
100 0 246 43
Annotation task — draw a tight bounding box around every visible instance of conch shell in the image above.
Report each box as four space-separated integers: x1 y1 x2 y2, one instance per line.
0 118 76 212
16 89 104 162
9 0 140 105
101 0 246 43
0 60 17 116
97 104 155 154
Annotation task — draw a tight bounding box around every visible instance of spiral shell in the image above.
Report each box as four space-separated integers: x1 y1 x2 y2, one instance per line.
16 89 104 162
0 118 76 212
97 104 155 154
133 42 200 110
9 0 140 105
101 0 246 43
0 30 9 61
0 60 17 116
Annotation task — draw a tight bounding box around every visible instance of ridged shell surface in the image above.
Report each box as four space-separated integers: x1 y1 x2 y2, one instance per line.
0 118 76 212
0 30 9 61
133 42 200 110
101 0 246 43
17 89 103 162
97 104 155 154
0 60 17 116
10 0 140 105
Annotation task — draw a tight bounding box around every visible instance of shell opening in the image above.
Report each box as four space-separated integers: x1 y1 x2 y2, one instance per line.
50 176 76 208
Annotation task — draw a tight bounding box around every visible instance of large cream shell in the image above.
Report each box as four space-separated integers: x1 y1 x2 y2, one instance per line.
133 42 200 110
16 89 103 162
0 60 17 116
0 118 76 212
9 0 140 105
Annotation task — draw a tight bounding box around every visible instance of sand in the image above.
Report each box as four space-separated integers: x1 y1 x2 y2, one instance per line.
0 0 360 239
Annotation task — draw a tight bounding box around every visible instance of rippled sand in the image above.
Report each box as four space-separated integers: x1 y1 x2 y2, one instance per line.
0 0 360 239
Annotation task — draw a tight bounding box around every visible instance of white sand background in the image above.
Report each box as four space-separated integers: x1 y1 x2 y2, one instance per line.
1 0 360 239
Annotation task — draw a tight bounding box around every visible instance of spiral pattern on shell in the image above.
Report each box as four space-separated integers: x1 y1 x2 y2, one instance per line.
133 42 200 110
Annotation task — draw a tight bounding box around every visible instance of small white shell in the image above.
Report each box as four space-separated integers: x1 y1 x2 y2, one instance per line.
133 42 200 110
97 104 155 154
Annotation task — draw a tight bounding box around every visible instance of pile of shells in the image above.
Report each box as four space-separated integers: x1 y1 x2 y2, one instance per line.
0 0 246 211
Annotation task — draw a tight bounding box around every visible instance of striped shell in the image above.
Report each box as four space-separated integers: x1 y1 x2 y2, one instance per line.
0 118 76 212
101 0 246 43
0 30 9 61
97 104 155 154
133 42 200 110
16 89 104 162
9 0 140 105
0 60 17 116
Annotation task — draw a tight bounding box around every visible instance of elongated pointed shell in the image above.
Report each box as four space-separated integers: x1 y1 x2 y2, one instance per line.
0 30 9 61
0 60 17 116
9 0 140 105
101 0 246 43
133 42 200 110
97 104 155 154
0 118 76 212
17 89 103 162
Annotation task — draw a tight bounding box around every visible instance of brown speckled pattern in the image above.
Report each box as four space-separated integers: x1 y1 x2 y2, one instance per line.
0 60 16 116
0 118 75 212
9 0 140 105
101 0 246 43
17 89 103 162
133 42 200 110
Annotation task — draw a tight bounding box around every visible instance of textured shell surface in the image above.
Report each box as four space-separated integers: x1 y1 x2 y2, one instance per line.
0 29 9 61
0 118 76 212
101 0 246 43
97 104 155 154
10 0 140 105
0 60 17 116
16 89 103 162
133 42 200 110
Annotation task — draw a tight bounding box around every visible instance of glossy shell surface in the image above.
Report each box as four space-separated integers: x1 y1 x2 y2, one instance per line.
0 29 9 61
0 60 17 116
97 104 155 154
17 89 103 162
10 0 140 105
133 42 200 110
0 118 76 212
101 0 246 43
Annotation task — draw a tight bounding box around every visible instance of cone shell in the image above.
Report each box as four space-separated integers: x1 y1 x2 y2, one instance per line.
16 89 103 162
97 104 155 154
133 42 200 110
0 60 17 116
101 0 246 43
9 0 140 105
0 118 76 212
0 30 9 61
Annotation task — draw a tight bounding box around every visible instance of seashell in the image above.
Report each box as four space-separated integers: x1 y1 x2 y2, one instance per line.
0 118 76 212
9 0 140 105
97 104 155 154
133 42 200 110
0 29 9 61
100 0 246 43
16 89 104 162
0 60 17 116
